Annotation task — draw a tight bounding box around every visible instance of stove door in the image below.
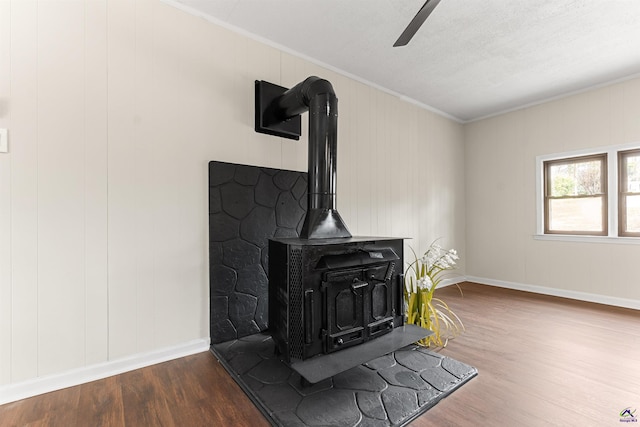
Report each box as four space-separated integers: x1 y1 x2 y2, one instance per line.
366 264 395 339
322 268 367 353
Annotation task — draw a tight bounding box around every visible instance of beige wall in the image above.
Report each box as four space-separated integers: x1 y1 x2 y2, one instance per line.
0 0 465 387
465 77 640 304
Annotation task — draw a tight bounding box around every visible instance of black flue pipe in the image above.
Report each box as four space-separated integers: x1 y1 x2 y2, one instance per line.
272 76 351 239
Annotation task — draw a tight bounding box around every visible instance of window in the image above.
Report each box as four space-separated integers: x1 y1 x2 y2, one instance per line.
537 144 640 241
543 154 607 236
619 149 640 237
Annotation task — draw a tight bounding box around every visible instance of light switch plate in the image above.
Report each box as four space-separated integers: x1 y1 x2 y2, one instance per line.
0 129 7 153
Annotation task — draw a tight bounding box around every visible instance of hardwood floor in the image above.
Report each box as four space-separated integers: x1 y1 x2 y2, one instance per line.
1 282 638 426
0 350 269 427
415 282 640 427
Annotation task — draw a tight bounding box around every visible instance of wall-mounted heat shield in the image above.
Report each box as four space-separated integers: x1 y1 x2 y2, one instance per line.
255 80 302 140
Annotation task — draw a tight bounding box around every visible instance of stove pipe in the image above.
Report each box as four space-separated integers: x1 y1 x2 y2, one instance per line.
272 76 351 239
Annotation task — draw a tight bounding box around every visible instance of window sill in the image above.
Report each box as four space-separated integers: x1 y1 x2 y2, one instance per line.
533 234 640 245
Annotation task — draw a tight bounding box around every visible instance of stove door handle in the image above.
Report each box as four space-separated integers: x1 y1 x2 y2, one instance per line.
351 280 369 292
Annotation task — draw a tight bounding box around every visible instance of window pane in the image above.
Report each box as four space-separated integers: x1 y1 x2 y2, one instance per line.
548 160 603 197
624 153 640 193
548 197 603 232
623 194 640 233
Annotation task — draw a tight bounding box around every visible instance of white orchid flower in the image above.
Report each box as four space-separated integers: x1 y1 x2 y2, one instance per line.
417 275 433 290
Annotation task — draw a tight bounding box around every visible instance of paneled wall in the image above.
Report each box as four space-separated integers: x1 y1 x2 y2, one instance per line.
0 0 465 387
465 77 640 303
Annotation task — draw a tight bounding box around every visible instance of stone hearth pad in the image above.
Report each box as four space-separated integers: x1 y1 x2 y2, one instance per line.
211 333 477 426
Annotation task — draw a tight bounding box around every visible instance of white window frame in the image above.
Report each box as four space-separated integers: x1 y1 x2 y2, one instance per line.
535 142 640 244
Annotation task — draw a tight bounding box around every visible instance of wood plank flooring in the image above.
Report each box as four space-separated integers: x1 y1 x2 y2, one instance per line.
1 282 638 426
416 282 640 427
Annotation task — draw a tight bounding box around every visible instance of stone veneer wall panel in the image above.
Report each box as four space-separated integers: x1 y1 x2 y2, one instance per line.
209 161 307 343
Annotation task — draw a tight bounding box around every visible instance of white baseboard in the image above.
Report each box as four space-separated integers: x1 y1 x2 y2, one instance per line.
436 275 467 289
465 276 640 311
0 338 211 405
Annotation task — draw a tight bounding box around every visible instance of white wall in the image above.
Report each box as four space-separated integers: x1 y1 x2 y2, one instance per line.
0 0 465 389
465 77 640 304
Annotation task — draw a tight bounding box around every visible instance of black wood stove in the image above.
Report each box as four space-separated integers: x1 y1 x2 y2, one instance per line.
269 236 404 362
256 76 430 383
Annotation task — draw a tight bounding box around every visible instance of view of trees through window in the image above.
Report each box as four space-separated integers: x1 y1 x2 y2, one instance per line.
620 151 640 235
549 160 602 197
542 148 640 237
545 155 606 235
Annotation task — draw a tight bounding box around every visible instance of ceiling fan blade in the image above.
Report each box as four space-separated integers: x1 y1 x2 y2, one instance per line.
393 0 442 47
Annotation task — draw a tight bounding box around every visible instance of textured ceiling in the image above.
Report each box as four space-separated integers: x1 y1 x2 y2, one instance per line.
166 0 640 122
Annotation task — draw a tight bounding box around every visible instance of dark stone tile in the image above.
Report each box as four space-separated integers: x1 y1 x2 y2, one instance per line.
237 332 272 343
395 348 441 372
257 384 303 413
209 187 222 213
296 390 362 426
222 239 260 270
379 364 430 390
274 170 299 190
210 296 228 324
442 356 476 379
255 295 268 330
274 227 299 238
356 391 387 421
209 213 240 242
415 347 444 361
254 337 278 359
276 191 305 228
210 265 236 296
227 352 263 375
209 162 236 186
334 365 388 392
224 336 270 358
417 388 440 407
420 366 461 392
292 176 307 200
221 182 255 220
240 206 276 247
234 166 260 185
260 247 269 279
209 242 223 265
248 358 292 384
272 411 306 427
240 372 265 392
381 388 418 425
228 292 257 329
260 167 278 176
358 418 391 427
236 264 267 297
255 173 281 208
210 319 236 344
289 373 333 397
364 354 396 371
211 339 235 356
236 320 260 336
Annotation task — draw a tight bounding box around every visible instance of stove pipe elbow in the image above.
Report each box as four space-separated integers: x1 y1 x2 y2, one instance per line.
272 76 351 239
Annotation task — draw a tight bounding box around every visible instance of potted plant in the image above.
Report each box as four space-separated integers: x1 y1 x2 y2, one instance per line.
404 240 464 347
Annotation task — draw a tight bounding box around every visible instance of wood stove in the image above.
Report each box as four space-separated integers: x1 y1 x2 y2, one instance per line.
269 237 404 363
256 76 430 383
